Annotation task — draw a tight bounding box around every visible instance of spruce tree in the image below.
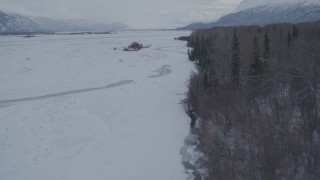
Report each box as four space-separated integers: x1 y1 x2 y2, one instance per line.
231 29 240 87
292 25 299 38
249 36 265 80
287 32 292 48
263 31 270 59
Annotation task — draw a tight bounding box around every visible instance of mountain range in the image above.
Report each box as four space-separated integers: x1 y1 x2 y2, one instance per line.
178 0 320 30
0 10 129 33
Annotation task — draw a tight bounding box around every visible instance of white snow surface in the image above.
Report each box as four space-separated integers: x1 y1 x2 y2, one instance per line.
0 30 194 180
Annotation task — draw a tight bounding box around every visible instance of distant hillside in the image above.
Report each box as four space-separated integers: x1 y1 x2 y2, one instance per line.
0 10 129 33
178 0 320 30
0 11 35 32
177 22 211 30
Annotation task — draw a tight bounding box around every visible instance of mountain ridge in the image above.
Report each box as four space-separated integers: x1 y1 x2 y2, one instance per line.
235 0 320 12
178 0 320 30
0 10 129 33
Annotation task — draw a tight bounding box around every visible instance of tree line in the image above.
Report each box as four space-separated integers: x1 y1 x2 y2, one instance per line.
184 21 320 180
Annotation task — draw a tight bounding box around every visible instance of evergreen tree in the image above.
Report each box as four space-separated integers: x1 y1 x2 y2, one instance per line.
249 36 265 80
287 31 292 48
263 31 270 59
292 25 299 38
231 29 240 87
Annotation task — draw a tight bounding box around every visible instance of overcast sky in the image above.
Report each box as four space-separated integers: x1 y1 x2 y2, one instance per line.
0 0 242 28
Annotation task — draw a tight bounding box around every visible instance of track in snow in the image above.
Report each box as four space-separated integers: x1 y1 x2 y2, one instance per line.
0 80 133 105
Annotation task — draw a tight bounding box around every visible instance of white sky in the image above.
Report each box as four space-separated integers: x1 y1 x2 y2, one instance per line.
0 0 242 28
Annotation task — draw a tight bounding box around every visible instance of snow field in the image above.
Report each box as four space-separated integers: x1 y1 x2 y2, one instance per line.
0 30 194 180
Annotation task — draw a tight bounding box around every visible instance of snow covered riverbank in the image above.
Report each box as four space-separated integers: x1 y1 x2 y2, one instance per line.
0 30 194 180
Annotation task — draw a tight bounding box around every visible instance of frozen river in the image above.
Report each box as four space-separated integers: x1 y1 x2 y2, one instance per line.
0 30 194 180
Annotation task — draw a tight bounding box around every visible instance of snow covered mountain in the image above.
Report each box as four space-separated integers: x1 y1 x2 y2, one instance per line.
0 11 35 33
216 0 320 26
0 10 128 33
235 0 320 12
178 0 320 29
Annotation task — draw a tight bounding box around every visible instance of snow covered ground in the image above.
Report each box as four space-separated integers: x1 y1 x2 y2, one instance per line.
0 30 194 180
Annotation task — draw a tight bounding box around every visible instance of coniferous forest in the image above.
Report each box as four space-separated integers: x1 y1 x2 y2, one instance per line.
184 21 320 179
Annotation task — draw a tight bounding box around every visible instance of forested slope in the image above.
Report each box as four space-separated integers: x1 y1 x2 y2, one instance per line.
185 21 320 179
